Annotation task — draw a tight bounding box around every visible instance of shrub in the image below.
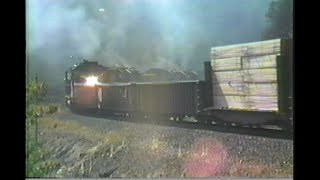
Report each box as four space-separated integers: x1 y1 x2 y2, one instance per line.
47 105 58 114
27 75 48 104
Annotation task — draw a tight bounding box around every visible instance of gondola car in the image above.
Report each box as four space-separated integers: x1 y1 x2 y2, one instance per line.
65 61 210 119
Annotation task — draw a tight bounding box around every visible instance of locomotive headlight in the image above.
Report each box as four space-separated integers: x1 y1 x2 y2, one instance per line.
85 76 98 86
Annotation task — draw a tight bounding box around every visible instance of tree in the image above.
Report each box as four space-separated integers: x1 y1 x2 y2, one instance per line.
264 0 293 39
27 74 48 104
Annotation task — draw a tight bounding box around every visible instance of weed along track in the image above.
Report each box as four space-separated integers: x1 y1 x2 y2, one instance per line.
35 110 293 178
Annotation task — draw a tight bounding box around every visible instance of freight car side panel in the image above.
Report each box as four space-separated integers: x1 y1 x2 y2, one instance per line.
98 85 136 112
135 83 199 116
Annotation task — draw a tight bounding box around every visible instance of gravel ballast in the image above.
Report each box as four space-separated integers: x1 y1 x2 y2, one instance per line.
37 110 293 178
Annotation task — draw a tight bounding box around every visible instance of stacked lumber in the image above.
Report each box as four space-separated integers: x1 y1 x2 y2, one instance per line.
242 55 277 69
211 57 242 71
213 95 279 111
211 39 282 59
213 83 278 96
210 39 285 111
242 69 277 83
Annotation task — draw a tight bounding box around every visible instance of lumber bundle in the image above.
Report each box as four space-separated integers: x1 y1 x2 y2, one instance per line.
210 39 286 111
211 39 282 59
213 83 278 96
213 95 278 111
211 57 242 71
212 68 277 83
212 71 243 83
213 96 249 110
242 55 277 69
242 69 277 83
247 96 278 111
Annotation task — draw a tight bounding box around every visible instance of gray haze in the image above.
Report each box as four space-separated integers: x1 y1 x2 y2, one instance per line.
27 0 273 88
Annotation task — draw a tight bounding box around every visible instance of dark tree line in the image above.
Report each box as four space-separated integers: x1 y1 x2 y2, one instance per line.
264 0 293 39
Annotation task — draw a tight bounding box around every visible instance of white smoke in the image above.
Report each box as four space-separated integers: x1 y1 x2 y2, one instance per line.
27 0 272 87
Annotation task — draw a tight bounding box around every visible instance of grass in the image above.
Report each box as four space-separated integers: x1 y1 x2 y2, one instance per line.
30 116 294 178
36 117 132 177
27 103 293 178
227 160 293 178
34 115 294 178
26 78 67 177
26 104 61 177
26 119 60 177
29 104 59 116
39 118 126 146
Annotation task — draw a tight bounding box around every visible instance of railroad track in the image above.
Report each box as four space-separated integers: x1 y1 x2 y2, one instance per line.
70 109 293 140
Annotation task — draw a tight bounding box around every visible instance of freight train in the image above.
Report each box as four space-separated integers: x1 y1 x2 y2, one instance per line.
65 38 293 131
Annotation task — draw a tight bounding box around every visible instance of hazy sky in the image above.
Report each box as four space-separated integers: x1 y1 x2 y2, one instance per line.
27 0 273 87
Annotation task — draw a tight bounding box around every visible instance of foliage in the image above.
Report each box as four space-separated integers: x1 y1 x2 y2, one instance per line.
27 75 48 104
264 0 293 39
26 77 60 177
29 105 59 117
26 106 61 177
27 138 61 177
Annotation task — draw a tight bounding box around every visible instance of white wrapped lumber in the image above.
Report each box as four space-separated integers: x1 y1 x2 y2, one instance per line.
213 83 245 96
247 96 278 111
213 82 278 96
242 55 277 69
211 57 242 71
246 40 281 57
246 83 278 96
213 95 278 111
212 70 243 83
212 68 277 83
211 39 282 59
213 95 249 109
243 68 277 83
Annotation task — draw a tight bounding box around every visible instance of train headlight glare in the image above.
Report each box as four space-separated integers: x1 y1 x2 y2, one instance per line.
85 76 98 86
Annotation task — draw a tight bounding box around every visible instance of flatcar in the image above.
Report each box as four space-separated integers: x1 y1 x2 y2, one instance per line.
65 38 293 130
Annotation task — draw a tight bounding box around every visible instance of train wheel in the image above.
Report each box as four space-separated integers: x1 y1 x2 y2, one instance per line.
197 117 209 125
175 117 183 122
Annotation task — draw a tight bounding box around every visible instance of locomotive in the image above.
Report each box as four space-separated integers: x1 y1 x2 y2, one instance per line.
65 39 293 131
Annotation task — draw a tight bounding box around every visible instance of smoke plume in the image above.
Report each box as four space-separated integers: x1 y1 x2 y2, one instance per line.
27 0 272 87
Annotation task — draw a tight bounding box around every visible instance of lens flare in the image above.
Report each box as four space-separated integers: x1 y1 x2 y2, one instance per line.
85 76 98 86
182 138 230 177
